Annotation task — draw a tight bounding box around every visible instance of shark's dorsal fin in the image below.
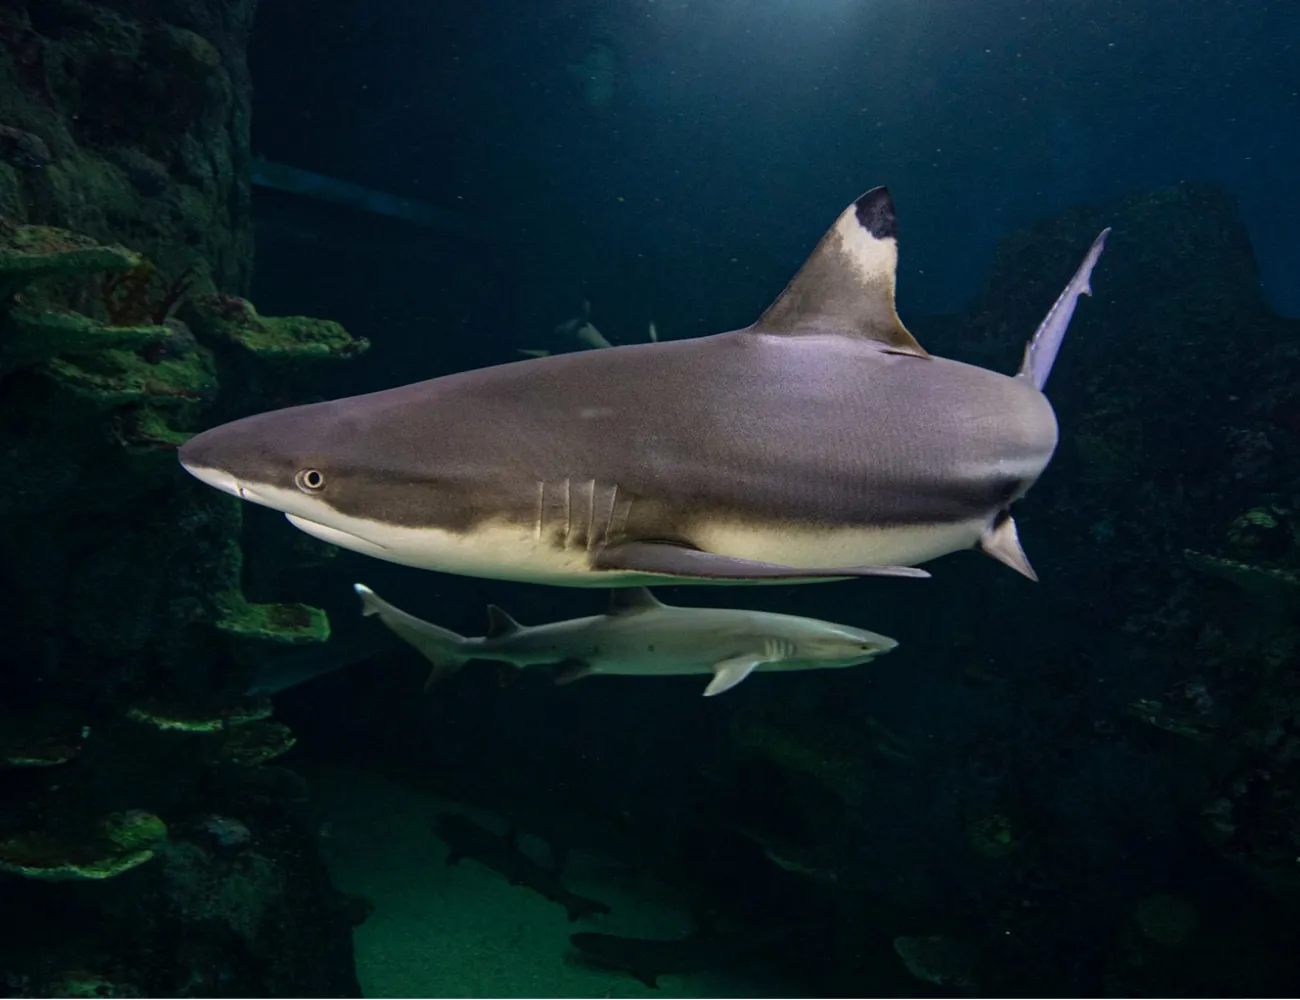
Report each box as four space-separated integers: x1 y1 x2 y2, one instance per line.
748 187 930 359
485 605 523 638
608 587 665 615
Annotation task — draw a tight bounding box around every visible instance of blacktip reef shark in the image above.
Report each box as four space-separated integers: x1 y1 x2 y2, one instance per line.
179 186 1109 588
352 583 898 696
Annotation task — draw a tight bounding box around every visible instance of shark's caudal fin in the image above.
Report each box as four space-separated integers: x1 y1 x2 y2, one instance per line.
1017 228 1110 391
353 583 471 690
749 187 931 359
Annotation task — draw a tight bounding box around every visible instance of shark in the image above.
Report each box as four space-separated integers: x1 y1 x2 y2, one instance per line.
178 186 1108 588
353 583 898 696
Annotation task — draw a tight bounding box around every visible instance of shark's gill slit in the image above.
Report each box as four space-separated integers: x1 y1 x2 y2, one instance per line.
562 477 572 548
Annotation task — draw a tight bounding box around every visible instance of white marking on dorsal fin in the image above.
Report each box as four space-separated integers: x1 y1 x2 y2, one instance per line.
704 655 764 696
979 515 1038 582
608 587 666 615
1017 228 1110 391
749 187 930 358
484 605 524 638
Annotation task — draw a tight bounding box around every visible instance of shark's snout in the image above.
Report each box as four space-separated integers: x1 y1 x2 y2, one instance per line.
178 454 244 498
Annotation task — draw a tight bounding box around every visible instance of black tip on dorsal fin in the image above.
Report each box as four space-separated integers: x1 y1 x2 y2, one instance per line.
608 587 665 615
484 605 523 638
854 186 899 241
749 186 930 359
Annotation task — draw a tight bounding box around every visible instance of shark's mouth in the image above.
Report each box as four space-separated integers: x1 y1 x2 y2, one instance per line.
285 513 391 552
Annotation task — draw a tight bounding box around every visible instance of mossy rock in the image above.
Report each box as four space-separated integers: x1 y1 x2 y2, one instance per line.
0 811 167 882
0 222 140 299
1 306 168 371
967 812 1020 859
187 293 368 362
0 708 82 768
730 706 866 808
113 405 196 452
1184 549 1300 599
43 343 217 409
216 597 331 645
126 696 272 733
221 720 297 766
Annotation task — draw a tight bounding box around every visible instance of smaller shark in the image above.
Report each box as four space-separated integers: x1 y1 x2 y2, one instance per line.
354 584 897 696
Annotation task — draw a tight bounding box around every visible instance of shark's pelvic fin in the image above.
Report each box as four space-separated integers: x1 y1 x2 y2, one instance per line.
705 655 764 696
978 515 1038 581
608 587 666 615
485 605 524 638
749 187 930 359
593 541 931 581
552 659 594 685
1017 227 1110 391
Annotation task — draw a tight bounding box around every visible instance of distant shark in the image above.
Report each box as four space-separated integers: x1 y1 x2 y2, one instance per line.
179 187 1108 588
353 584 897 696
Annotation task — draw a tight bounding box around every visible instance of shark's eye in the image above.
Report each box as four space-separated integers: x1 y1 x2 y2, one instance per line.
295 468 326 493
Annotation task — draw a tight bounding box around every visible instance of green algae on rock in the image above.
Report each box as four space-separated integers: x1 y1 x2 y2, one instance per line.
187 293 369 362
215 596 331 646
220 720 298 767
0 810 168 882
2 306 170 369
0 221 141 300
43 342 218 409
0 709 83 768
126 696 272 733
1184 549 1300 599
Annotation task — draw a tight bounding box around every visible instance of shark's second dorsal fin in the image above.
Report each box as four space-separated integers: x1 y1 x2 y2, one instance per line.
608 587 665 615
485 605 523 638
748 187 930 359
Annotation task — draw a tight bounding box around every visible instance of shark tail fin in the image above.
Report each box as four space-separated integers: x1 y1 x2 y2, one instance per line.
1017 228 1110 391
352 583 471 691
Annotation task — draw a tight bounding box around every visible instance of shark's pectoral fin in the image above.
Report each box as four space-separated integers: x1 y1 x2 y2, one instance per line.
593 542 930 582
978 515 1037 581
705 656 765 696
748 187 930 358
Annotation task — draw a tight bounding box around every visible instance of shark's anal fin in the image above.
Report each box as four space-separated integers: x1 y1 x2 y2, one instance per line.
749 187 930 359
593 541 930 581
1017 227 1110 391
608 587 666 615
704 656 764 696
978 514 1037 581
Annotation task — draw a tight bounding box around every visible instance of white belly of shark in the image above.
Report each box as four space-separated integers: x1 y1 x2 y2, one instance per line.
285 509 984 587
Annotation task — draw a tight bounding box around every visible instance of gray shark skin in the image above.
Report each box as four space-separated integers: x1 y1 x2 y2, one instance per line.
179 187 1108 587
353 584 898 696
